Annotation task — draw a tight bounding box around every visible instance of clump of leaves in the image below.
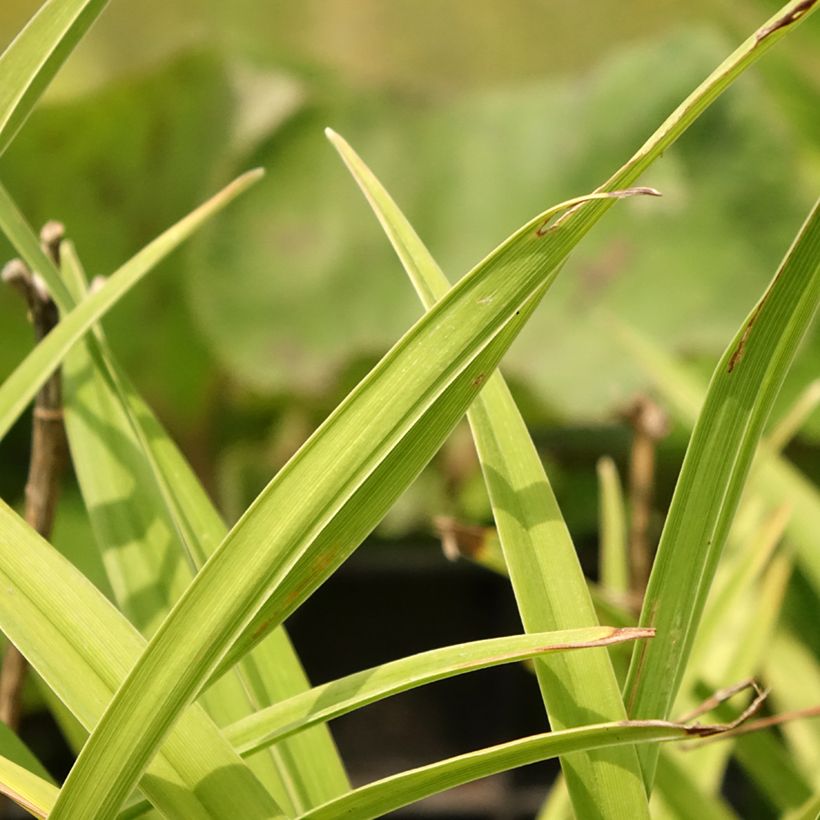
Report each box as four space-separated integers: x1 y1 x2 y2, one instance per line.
0 1 817 819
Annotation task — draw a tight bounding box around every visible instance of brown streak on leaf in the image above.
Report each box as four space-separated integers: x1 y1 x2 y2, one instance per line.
756 0 816 41
727 309 758 372
726 258 784 372
680 723 729 738
536 202 583 237
613 717 733 739
535 626 656 652
625 599 660 714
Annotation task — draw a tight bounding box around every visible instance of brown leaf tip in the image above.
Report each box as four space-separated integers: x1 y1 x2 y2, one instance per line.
756 0 816 41
609 186 663 199
554 626 656 651
535 186 662 236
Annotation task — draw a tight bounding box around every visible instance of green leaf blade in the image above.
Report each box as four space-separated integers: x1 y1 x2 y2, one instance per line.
60 238 350 810
624 200 820 786
48 4 819 817
300 721 701 820
0 501 282 819
0 0 110 158
50 168 633 819
0 170 263 443
325 127 654 820
213 305 540 678
227 627 654 756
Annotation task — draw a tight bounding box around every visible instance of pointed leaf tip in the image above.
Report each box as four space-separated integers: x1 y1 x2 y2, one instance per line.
233 167 265 188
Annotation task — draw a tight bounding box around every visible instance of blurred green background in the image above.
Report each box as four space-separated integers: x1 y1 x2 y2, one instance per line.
0 1 818 814
0 0 817 583
1 0 818 537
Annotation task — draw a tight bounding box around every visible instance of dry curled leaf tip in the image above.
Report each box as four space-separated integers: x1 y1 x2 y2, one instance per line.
610 186 662 198
756 0 816 41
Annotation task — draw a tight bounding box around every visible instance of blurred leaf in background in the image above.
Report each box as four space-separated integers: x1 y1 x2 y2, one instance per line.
1 0 817 525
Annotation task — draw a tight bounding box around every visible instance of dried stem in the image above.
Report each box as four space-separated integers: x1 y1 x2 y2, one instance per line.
676 677 759 723
0 224 67 732
676 678 768 729
692 703 820 746
622 395 669 600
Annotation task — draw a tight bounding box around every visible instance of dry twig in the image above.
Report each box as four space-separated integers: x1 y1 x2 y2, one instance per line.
0 224 67 731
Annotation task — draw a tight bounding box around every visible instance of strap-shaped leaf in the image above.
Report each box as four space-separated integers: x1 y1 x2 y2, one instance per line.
653 752 739 820
0 0 110 158
211 295 543 681
226 627 654 756
615 322 820 595
624 200 820 786
53 196 574 816
1 166 338 808
666 516 794 798
0 171 278 816
6 79 322 820
325 129 654 819
61 242 349 811
184 1 817 681
122 381 351 808
50 2 819 816
0 500 282 819
299 720 714 820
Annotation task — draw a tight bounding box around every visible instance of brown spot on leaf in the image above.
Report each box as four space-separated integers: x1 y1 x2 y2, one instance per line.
727 258 786 373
